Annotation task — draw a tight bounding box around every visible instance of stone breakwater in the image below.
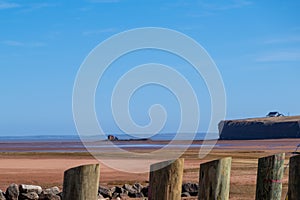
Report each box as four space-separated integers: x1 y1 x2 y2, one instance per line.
219 116 300 140
0 182 198 200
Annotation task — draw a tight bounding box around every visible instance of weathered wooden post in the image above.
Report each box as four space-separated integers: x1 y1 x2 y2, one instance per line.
149 158 184 200
288 155 300 200
198 157 232 200
255 153 285 200
62 164 100 200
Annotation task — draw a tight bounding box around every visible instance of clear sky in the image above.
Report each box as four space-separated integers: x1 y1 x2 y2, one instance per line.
1 0 300 136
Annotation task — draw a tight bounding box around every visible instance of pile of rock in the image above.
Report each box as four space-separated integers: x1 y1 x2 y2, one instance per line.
0 182 198 200
98 182 199 199
0 184 61 200
98 183 147 199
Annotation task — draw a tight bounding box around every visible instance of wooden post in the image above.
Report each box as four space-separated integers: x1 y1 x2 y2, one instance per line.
198 157 232 200
255 153 285 200
149 158 184 200
288 155 300 200
62 164 100 200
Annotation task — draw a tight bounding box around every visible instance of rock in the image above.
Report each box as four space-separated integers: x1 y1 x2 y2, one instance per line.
107 135 118 141
182 182 199 196
121 183 146 197
38 193 60 200
110 186 117 194
181 192 191 197
128 192 144 198
43 187 60 195
5 183 19 200
19 185 42 195
119 193 129 199
111 186 128 198
141 186 148 197
122 184 137 194
97 198 108 200
98 186 112 198
19 192 39 200
0 189 6 200
56 192 62 200
97 194 107 200
111 193 118 199
132 183 143 193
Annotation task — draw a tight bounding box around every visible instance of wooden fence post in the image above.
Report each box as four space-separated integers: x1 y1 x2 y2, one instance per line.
255 153 285 200
288 155 300 200
198 157 232 200
62 164 100 200
149 158 184 200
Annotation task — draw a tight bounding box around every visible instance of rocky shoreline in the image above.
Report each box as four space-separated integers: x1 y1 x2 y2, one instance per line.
0 182 198 200
0 184 60 200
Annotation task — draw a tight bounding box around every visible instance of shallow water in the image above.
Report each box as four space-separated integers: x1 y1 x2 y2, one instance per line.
0 133 221 152
0 140 221 152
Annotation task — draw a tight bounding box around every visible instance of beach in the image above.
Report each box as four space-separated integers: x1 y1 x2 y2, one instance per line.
0 139 300 199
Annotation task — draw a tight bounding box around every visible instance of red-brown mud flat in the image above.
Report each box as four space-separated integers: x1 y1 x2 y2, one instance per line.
0 138 299 200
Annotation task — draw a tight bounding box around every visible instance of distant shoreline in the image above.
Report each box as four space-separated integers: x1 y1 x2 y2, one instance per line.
0 132 217 142
0 138 300 153
219 115 300 140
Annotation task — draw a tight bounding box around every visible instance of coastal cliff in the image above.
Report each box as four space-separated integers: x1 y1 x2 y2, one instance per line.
219 116 300 140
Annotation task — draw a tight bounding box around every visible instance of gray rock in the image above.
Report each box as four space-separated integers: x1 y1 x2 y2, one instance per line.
119 193 129 199
0 189 6 200
182 182 198 196
38 193 60 200
98 186 112 198
181 192 191 197
128 192 144 198
122 184 137 194
56 192 63 200
97 194 109 200
43 187 60 195
5 183 19 200
19 185 42 195
111 186 127 197
122 183 146 198
19 192 39 200
111 193 119 199
141 186 148 197
132 183 143 193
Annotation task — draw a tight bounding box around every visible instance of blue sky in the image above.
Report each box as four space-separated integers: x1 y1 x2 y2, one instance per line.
1 0 300 136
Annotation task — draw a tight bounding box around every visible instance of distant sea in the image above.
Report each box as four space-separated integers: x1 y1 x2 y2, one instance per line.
0 132 218 142
0 133 220 152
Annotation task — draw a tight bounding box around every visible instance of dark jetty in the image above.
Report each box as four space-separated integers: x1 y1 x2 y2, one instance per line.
219 115 300 140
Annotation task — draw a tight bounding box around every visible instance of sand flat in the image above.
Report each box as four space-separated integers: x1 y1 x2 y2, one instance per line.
1 139 300 199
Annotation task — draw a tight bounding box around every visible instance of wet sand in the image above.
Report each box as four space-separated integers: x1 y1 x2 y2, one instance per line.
0 139 300 199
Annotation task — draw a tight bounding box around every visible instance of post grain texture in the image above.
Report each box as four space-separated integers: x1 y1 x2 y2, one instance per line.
149 158 184 200
198 157 232 200
288 155 300 200
255 153 285 200
62 164 100 200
